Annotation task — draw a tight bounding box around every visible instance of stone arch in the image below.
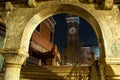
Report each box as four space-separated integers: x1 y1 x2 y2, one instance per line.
21 3 105 59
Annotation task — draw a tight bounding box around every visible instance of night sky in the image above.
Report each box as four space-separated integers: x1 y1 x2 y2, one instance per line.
53 14 98 53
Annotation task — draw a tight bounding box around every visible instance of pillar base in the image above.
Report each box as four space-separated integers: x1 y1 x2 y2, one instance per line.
4 64 21 80
0 49 29 80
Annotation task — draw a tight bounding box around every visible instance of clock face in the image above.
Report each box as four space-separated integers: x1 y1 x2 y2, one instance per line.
69 27 77 34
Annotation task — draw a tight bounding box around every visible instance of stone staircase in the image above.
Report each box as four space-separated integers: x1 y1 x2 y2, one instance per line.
20 66 90 80
0 66 90 80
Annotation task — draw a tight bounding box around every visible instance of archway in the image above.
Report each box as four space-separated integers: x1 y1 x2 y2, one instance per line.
0 2 107 80
21 4 105 60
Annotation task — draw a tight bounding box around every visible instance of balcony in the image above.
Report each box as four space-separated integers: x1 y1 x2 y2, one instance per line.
31 30 53 53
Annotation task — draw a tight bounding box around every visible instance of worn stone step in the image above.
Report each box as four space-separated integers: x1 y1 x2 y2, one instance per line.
21 66 90 72
21 72 89 76
0 66 90 80
20 66 90 80
22 69 89 73
22 66 90 69
20 74 89 80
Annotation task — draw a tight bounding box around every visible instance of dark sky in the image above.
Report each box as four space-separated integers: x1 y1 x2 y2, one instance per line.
53 14 98 52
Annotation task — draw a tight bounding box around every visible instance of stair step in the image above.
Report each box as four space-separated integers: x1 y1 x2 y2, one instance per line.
21 66 90 72
20 75 89 80
21 72 89 76
20 66 90 80
21 69 89 73
0 66 90 80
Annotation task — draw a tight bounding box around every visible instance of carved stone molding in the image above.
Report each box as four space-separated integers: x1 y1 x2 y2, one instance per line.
28 0 38 7
105 58 120 64
80 0 114 10
99 58 120 65
0 49 29 65
101 0 113 10
5 1 13 11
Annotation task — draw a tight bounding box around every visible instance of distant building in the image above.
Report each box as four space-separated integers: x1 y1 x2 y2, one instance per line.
81 47 91 65
62 14 99 66
62 14 82 66
30 17 56 53
26 17 61 66
81 44 99 65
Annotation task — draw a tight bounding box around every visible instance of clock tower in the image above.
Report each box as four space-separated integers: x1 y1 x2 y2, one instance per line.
62 14 81 66
66 14 79 44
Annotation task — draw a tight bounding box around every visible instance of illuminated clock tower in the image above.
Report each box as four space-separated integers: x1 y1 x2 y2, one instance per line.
66 14 79 44
62 14 81 66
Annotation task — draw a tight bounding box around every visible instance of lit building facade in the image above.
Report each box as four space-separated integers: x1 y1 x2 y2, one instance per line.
26 17 61 66
62 14 81 66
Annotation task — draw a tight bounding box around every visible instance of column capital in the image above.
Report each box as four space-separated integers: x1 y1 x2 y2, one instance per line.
0 49 29 65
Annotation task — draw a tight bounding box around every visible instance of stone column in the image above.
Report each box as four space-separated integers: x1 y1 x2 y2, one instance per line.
1 49 28 80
